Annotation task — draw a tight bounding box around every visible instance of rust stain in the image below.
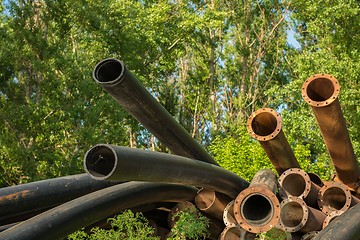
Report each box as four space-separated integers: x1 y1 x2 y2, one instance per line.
0 190 32 202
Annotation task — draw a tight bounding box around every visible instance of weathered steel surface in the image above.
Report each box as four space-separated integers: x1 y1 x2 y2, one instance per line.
302 74 360 190
93 58 218 165
195 188 231 221
84 144 249 198
247 108 300 175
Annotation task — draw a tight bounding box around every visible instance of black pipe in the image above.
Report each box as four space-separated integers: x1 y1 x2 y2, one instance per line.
84 144 249 198
0 173 122 225
313 204 360 240
93 58 218 165
0 182 198 240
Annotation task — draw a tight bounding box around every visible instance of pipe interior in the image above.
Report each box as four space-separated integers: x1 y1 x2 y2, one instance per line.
280 201 304 228
322 187 347 210
95 59 123 82
306 78 334 101
241 194 273 225
85 146 116 178
282 173 307 197
251 112 278 136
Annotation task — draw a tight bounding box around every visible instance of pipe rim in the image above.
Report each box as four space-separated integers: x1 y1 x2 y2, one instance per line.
223 200 238 227
322 210 344 229
219 223 243 240
278 168 312 199
234 185 280 233
279 197 308 232
302 74 339 107
317 181 352 214
300 231 319 240
93 58 125 85
84 144 118 180
247 108 282 141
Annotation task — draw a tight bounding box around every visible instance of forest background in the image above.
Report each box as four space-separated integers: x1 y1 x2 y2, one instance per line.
0 0 359 186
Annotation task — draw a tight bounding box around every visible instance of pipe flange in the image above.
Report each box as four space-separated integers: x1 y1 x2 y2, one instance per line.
223 200 238 227
322 210 344 229
278 168 312 199
317 181 352 215
302 74 339 107
234 185 280 233
278 197 308 232
246 108 282 141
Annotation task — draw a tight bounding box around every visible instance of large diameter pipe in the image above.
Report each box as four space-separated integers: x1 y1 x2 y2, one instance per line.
302 74 360 190
317 181 360 215
279 197 326 233
195 188 231 221
93 58 218 165
313 204 360 240
247 108 300 175
0 173 122 225
0 182 198 240
84 144 249 198
278 168 320 207
233 169 280 233
223 200 237 227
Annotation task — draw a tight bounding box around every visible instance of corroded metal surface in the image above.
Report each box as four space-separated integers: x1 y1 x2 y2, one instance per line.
195 188 231 221
247 108 300 175
302 74 360 191
233 169 280 233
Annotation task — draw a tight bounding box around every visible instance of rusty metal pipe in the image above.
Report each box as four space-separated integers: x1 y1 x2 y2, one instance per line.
322 210 344 229
302 74 360 190
0 182 198 240
234 169 280 233
84 144 249 198
247 108 300 175
279 197 326 233
93 58 218 165
278 168 320 207
313 204 360 240
317 181 360 215
0 174 122 225
219 224 257 240
195 188 231 221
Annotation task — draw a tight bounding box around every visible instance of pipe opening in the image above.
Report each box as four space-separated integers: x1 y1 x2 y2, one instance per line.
306 78 334 102
94 59 123 83
85 145 116 178
241 194 273 225
322 187 346 211
280 201 304 228
251 112 278 137
282 173 306 197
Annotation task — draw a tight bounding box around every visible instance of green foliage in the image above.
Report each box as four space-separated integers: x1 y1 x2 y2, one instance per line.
68 210 158 240
168 208 210 240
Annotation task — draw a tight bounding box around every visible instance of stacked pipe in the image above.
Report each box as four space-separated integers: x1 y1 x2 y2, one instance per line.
0 57 359 240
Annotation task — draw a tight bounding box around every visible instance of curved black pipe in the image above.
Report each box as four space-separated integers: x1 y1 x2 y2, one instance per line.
0 182 198 240
0 174 122 225
313 204 360 240
84 144 249 198
93 58 218 166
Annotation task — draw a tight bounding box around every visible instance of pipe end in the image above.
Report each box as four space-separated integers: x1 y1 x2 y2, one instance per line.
279 196 308 232
93 58 125 85
84 144 117 180
317 181 352 214
234 186 280 233
278 168 312 199
247 108 282 141
302 74 339 107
